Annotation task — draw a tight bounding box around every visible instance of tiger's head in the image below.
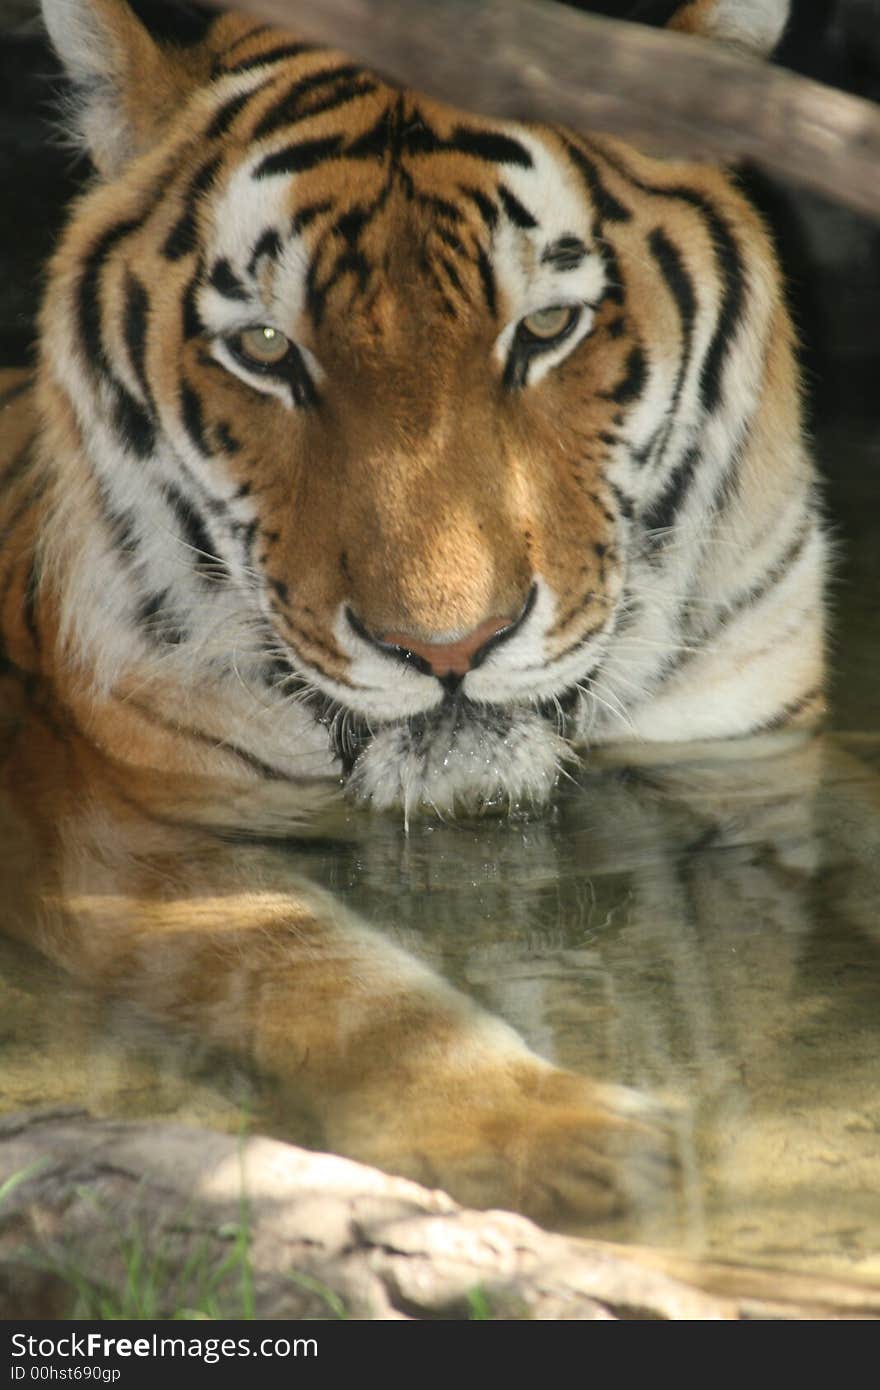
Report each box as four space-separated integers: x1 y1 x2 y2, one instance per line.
37 0 824 815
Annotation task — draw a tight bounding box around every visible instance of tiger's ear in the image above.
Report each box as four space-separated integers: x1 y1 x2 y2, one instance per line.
42 0 208 176
665 0 789 56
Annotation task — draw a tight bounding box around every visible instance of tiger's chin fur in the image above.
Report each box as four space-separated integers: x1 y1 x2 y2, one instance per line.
1 0 827 823
343 702 569 817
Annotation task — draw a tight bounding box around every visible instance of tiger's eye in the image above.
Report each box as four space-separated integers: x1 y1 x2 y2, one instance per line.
235 326 291 366
519 305 578 342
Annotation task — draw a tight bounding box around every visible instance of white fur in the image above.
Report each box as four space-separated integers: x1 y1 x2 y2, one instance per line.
489 129 606 386
347 707 569 818
42 0 116 88
701 0 789 55
42 0 141 171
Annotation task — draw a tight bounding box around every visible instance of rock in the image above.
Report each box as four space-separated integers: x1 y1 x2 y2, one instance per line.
3 1110 877 1320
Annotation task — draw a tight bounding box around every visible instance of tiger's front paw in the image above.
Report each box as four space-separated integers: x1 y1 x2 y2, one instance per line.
447 1068 674 1232
334 1063 676 1233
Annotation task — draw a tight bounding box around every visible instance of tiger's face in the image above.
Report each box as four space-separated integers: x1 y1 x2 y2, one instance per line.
38 2 824 815
162 94 633 809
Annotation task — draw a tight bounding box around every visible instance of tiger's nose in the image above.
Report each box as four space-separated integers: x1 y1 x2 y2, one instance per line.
380 616 513 678
346 587 536 692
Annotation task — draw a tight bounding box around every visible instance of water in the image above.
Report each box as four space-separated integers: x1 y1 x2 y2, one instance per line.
1 428 878 1280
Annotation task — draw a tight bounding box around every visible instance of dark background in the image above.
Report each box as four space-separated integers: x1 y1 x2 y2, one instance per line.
1 0 878 722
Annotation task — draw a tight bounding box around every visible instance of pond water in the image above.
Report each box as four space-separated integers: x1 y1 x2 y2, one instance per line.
1 427 878 1282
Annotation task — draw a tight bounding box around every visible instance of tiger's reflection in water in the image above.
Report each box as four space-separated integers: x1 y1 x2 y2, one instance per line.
2 705 878 1267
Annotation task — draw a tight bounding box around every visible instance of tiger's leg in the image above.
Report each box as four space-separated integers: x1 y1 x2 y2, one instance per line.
0 710 671 1231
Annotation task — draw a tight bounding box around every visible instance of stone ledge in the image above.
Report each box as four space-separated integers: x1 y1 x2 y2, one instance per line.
1 1110 878 1320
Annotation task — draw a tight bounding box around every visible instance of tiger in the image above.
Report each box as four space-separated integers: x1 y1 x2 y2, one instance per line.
0 0 832 1233
0 0 825 820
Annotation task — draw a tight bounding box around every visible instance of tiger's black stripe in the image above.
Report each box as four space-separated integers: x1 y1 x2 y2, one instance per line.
713 518 813 629
345 110 395 162
602 345 648 406
549 623 610 667
256 113 534 181
579 141 745 416
434 226 466 256
416 194 464 225
648 227 696 410
291 77 380 128
180 381 212 456
122 271 152 404
208 258 249 301
542 236 587 270
79 219 145 375
136 589 188 646
659 508 817 668
439 127 533 168
560 138 632 227
205 87 261 141
251 63 367 140
313 249 371 323
248 229 283 275
284 347 319 410
437 253 467 301
290 202 332 236
306 201 376 326
95 479 139 557
757 685 822 733
182 270 206 341
112 387 156 459
215 422 242 454
222 43 318 76
641 442 701 537
643 226 697 472
163 156 223 262
475 245 497 317
335 205 370 246
498 186 538 230
117 693 303 784
678 194 744 414
596 238 625 308
609 481 635 521
255 135 345 180
459 186 498 229
162 481 228 579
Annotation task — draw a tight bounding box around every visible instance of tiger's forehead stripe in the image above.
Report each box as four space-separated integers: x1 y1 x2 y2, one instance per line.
219 41 320 76
255 135 345 181
192 84 601 341
184 51 610 344
162 155 223 263
250 116 537 184
205 86 262 142
558 137 633 228
202 57 302 144
250 63 379 142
